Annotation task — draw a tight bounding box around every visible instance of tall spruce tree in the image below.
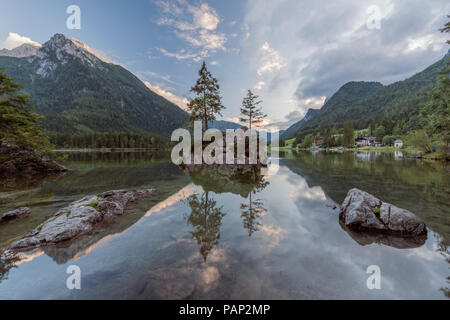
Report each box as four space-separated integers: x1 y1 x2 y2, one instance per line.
187 61 224 131
343 121 355 147
0 69 50 154
239 90 267 129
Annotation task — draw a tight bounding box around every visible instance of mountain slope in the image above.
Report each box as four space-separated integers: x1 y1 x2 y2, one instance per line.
295 51 449 139
0 34 188 137
280 108 319 140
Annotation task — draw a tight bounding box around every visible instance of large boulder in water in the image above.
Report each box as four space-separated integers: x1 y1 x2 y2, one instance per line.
339 188 427 236
5 189 155 253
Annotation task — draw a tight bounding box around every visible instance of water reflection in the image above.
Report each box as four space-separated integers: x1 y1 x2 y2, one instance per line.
184 167 270 259
184 191 226 262
240 178 269 237
0 151 448 299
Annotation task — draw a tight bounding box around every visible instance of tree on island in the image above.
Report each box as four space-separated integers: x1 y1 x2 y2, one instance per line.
187 61 225 131
239 90 267 129
0 69 50 154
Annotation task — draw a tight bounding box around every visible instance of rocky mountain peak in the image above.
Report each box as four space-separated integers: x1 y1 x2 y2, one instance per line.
0 43 41 58
34 33 105 77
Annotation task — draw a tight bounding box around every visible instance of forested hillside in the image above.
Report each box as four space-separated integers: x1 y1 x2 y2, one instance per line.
0 34 188 138
294 50 450 140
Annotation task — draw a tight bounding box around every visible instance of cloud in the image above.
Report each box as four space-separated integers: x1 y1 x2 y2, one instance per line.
156 1 226 61
253 81 265 90
1 32 41 50
241 0 449 122
144 81 189 110
257 42 286 76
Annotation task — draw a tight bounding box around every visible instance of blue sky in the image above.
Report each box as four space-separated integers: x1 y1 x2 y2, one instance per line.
1 0 449 129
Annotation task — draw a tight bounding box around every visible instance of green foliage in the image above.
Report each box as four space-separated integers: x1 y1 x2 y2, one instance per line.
374 125 386 141
343 121 354 147
0 69 51 154
240 89 266 129
421 59 450 143
406 130 433 153
300 134 314 148
49 132 168 149
187 61 224 131
294 53 449 140
0 54 188 138
382 135 401 146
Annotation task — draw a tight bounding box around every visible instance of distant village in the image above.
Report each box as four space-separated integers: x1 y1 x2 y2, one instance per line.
286 136 404 149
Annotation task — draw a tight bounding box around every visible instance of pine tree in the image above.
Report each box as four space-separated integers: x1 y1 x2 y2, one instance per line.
0 69 50 154
187 62 224 131
239 90 267 129
343 121 355 147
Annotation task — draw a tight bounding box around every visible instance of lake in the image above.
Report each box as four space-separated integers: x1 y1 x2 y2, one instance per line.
0 150 448 299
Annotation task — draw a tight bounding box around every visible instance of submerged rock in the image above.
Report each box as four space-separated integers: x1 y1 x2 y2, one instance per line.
339 188 427 236
6 189 155 252
1 207 31 222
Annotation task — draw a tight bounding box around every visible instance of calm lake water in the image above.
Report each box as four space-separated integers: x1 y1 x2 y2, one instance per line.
0 151 448 299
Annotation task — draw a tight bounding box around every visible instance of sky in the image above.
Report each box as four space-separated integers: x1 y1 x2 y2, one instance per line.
0 0 449 130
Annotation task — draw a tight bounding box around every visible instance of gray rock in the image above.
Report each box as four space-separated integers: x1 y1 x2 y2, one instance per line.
339 188 427 236
6 189 155 252
1 207 31 221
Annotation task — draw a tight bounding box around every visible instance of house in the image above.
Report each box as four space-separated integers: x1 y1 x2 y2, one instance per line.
355 137 377 147
394 139 403 148
314 137 324 148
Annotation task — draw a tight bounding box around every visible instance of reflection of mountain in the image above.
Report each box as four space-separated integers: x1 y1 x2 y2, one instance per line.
282 151 449 246
185 191 226 262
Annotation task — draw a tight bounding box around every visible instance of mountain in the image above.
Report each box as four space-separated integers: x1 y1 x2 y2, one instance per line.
294 51 449 140
208 120 242 131
0 34 188 137
0 43 41 58
280 108 319 140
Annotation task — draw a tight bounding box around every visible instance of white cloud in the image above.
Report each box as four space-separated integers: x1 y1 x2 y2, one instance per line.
1 32 41 50
257 42 286 76
404 33 446 53
189 3 220 31
253 81 265 90
156 1 226 61
144 81 189 110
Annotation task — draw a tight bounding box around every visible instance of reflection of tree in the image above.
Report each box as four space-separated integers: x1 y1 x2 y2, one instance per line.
240 178 269 237
185 191 225 262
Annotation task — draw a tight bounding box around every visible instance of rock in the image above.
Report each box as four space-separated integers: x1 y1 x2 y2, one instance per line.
6 189 155 252
1 207 31 222
0 142 67 178
339 188 427 236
